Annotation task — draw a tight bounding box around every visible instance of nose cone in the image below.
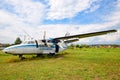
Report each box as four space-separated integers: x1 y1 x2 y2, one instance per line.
2 47 13 54
2 45 18 54
2 48 9 53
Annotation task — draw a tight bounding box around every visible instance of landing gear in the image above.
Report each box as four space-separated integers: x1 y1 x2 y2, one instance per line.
19 54 25 60
48 53 55 56
36 54 43 57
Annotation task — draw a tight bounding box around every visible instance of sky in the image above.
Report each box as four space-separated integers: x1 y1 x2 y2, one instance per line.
0 0 120 44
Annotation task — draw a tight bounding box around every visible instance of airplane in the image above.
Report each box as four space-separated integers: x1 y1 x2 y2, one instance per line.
2 29 117 59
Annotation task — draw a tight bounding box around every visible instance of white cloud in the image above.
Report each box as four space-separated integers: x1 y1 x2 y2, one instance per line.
46 0 99 20
104 0 120 25
4 0 45 25
85 4 100 13
0 10 19 25
0 0 120 44
0 0 46 43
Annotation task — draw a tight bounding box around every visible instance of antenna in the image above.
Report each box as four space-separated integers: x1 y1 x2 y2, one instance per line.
23 35 26 41
65 32 70 37
43 31 47 45
22 29 33 40
43 31 46 40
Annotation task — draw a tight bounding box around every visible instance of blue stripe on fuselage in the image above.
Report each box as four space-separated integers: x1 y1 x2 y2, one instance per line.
15 44 36 48
5 44 36 50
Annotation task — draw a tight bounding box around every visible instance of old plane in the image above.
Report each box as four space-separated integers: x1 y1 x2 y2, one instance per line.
2 29 117 59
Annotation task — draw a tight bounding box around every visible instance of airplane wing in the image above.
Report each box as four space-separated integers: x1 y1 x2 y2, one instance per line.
64 39 79 43
54 30 117 40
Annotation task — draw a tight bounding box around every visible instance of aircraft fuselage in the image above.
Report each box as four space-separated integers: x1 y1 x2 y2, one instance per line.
3 40 67 55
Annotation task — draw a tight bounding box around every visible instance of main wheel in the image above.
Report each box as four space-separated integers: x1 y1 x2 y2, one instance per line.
19 54 25 60
48 53 55 56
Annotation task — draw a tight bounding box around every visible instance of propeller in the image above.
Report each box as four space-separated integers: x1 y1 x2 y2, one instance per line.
43 31 46 40
42 31 47 45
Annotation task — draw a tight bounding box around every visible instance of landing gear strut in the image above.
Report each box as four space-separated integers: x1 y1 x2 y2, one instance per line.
55 44 59 53
19 54 25 60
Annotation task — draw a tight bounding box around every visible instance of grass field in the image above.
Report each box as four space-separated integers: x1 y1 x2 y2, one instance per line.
0 48 120 80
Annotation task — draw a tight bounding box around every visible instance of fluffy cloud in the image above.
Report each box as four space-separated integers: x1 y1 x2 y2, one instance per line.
46 0 100 20
0 10 18 25
84 4 100 13
0 0 120 44
2 0 45 25
104 0 120 25
0 0 46 43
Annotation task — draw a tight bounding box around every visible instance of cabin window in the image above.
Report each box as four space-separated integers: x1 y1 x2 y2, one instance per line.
39 45 47 47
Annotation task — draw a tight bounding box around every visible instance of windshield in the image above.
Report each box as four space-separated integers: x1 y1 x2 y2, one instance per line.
22 41 36 44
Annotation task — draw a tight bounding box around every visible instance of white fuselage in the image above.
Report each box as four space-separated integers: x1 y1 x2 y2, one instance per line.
2 40 68 55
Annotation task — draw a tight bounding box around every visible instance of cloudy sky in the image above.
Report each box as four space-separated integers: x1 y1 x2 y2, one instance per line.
0 0 120 44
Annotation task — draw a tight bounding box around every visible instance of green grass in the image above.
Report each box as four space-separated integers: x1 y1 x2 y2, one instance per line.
0 48 120 80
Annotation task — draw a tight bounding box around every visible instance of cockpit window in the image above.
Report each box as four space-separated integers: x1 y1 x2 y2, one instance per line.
28 41 35 44
22 41 35 44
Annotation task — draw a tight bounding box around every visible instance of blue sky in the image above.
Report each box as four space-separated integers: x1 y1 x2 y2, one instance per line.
0 0 120 44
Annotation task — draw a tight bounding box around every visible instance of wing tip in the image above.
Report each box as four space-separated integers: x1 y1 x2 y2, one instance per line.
109 29 117 32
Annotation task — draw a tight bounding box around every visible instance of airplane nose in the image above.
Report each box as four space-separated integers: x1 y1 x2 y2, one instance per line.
2 48 10 53
2 49 8 53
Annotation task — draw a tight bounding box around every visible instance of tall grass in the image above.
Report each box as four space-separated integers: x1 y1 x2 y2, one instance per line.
0 48 120 80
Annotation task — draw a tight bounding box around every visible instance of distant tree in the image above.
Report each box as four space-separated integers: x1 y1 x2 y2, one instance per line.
14 37 22 44
111 44 119 48
81 44 90 48
3 44 11 47
76 44 80 48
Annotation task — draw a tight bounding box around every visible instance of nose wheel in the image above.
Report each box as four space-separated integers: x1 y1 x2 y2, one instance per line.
19 54 25 60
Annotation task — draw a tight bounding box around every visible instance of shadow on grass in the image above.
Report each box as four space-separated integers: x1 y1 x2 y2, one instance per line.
6 52 69 63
